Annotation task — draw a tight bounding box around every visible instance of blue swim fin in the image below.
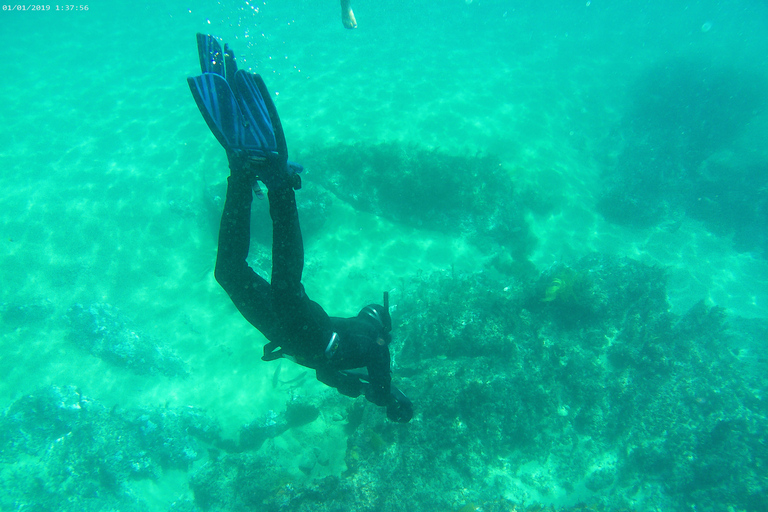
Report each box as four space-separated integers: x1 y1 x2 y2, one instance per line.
197 33 240 94
235 70 303 176
187 73 258 151
189 35 303 188
224 43 239 86
234 70 278 151
196 33 224 77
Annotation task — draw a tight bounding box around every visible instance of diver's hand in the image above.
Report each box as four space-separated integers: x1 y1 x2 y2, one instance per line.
363 382 388 406
386 387 413 423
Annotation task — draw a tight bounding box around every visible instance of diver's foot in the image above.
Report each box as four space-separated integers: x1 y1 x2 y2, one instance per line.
258 159 303 191
270 162 303 191
227 150 263 184
227 150 302 190
341 0 357 28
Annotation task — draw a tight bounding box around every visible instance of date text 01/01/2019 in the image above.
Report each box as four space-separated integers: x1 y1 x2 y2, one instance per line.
3 5 90 10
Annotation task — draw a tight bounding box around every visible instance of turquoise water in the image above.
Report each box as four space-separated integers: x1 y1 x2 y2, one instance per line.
1 1 767 511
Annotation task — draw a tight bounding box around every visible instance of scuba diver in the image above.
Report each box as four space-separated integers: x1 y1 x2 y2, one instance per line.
187 34 412 423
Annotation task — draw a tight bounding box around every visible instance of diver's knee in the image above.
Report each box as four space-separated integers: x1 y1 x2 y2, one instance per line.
214 260 233 289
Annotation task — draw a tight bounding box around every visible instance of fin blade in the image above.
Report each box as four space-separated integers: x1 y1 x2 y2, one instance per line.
235 70 278 151
188 73 246 150
224 43 239 88
252 73 289 159
196 33 224 76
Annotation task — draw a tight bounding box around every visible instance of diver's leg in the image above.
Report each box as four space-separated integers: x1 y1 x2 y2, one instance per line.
341 0 357 29
269 187 306 306
215 172 282 340
269 187 330 350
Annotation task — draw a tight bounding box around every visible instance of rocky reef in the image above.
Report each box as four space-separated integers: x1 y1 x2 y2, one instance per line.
3 255 765 512
304 142 536 261
597 58 768 255
386 254 768 512
65 303 188 378
162 258 767 512
0 385 221 512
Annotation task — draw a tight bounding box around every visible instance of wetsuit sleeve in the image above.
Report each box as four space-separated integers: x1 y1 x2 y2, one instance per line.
316 367 365 398
365 344 392 406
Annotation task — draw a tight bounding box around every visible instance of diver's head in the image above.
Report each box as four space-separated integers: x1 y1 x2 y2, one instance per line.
358 292 392 345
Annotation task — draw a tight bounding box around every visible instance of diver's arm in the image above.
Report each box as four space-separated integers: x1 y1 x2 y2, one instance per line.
365 345 392 406
367 345 414 422
386 386 413 423
316 366 366 398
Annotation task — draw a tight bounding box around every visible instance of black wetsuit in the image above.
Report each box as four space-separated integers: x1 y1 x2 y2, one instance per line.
214 172 392 406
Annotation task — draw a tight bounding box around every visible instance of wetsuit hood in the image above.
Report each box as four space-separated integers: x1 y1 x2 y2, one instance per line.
357 304 392 344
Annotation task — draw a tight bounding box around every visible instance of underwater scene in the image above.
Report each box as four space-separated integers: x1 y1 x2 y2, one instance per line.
1 0 768 511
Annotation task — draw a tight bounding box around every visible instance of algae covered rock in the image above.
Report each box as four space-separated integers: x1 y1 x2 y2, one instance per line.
0 299 54 330
527 254 669 328
65 302 188 377
306 142 536 258
5 253 767 512
386 254 768 512
0 386 225 512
